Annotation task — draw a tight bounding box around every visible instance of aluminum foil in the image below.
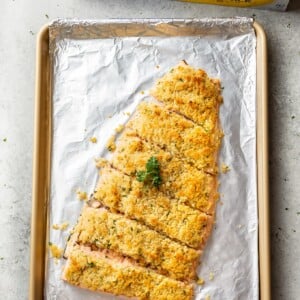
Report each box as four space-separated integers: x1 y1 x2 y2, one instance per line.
46 18 257 300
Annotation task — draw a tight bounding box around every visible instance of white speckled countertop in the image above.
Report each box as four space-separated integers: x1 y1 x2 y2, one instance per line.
0 1 299 299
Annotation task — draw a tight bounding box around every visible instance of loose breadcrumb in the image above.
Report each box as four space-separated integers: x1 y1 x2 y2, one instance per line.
48 242 63 259
115 124 124 133
52 222 69 230
205 295 211 300
89 137 97 143
197 277 205 285
95 157 108 168
140 90 145 95
77 190 88 201
221 163 230 173
106 135 116 152
209 272 214 281
60 222 69 230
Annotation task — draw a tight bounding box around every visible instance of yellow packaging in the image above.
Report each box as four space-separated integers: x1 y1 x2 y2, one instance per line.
177 0 289 10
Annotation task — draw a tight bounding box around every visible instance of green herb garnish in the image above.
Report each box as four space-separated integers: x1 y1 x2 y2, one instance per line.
136 156 162 188
87 262 95 268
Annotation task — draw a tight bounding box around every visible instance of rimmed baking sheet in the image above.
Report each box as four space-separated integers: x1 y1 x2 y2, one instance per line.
31 18 268 299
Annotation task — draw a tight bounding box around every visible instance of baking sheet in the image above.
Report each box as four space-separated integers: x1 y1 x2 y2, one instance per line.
46 18 257 300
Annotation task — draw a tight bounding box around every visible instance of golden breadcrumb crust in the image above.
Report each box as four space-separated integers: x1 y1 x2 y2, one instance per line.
62 246 194 300
112 129 218 214
127 102 222 173
151 61 222 130
94 165 213 249
69 206 200 281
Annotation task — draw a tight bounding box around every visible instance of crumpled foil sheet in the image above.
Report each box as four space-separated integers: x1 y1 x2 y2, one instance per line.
46 18 257 300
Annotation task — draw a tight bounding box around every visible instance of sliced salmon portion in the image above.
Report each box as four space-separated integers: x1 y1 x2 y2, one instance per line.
93 165 214 249
111 129 218 214
127 102 222 174
151 61 222 131
67 206 200 281
62 245 194 300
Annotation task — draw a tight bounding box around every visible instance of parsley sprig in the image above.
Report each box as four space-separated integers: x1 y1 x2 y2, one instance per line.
136 156 162 188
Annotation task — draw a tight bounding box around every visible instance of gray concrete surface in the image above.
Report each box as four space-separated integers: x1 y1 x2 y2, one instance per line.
0 1 299 299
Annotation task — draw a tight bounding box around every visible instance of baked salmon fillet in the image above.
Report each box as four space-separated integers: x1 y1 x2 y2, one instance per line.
127 102 222 173
62 245 194 300
66 206 200 281
92 165 214 249
151 61 222 130
62 62 223 299
111 129 218 214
